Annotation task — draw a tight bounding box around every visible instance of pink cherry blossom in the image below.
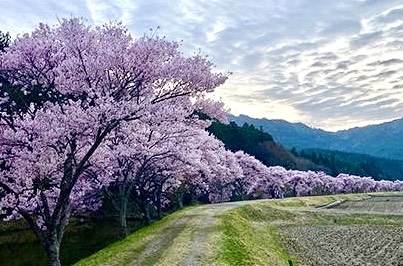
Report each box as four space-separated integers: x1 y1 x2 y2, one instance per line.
0 18 227 266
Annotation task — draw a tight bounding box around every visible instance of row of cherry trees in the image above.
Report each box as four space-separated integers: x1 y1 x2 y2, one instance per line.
0 19 230 266
0 19 402 266
246 165 403 199
213 151 403 203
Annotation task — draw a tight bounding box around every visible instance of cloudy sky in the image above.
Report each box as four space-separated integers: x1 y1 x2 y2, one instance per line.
1 0 403 131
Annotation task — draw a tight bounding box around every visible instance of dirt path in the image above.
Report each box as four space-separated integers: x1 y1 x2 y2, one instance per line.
129 201 251 266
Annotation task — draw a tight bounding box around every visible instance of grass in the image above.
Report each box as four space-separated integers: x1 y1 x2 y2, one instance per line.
75 207 194 266
216 192 403 265
217 204 298 266
218 205 296 266
72 193 393 265
215 193 387 266
4 192 403 265
0 216 144 266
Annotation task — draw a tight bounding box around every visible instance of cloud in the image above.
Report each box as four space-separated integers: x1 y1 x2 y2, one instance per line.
0 0 93 35
1 0 403 130
233 1 403 130
367 59 403 66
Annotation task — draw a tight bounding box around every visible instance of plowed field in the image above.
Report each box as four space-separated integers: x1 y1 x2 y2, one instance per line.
279 196 403 266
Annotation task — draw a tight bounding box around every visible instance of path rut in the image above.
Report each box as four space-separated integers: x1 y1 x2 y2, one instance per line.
129 201 251 266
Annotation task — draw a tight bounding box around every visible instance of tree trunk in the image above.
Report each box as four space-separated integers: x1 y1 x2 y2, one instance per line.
104 183 132 238
45 233 61 266
18 209 65 266
144 204 151 224
119 197 129 238
175 190 184 209
138 200 151 224
155 186 162 219
156 195 162 219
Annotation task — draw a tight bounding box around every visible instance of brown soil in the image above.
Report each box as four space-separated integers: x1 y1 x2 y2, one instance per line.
279 196 403 266
281 225 403 266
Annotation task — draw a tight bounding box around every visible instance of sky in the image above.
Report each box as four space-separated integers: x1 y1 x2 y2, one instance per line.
1 0 403 131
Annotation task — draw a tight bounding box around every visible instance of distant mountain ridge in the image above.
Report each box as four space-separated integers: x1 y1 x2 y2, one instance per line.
229 115 403 161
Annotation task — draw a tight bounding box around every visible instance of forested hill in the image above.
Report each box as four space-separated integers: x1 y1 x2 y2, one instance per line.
229 114 403 161
207 121 326 172
208 121 403 181
294 149 403 181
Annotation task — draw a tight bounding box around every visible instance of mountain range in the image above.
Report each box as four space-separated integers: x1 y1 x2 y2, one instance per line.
229 114 403 161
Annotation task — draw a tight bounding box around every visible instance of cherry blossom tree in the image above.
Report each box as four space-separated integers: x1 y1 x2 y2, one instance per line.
0 18 227 266
231 151 282 200
97 85 229 236
102 118 208 236
204 148 243 203
246 165 401 199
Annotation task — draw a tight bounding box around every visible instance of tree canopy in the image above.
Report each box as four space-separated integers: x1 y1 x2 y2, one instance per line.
0 19 227 266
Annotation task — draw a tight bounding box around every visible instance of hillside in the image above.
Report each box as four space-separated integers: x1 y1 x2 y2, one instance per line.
229 114 403 161
296 149 403 180
208 120 403 180
207 121 324 171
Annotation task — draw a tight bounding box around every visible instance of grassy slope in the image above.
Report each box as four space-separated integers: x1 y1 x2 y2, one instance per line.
219 192 403 265
217 194 372 266
0 217 143 266
76 193 388 266
75 207 195 266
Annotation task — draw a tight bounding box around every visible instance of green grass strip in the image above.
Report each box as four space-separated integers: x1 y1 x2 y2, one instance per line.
217 204 296 266
74 207 193 266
